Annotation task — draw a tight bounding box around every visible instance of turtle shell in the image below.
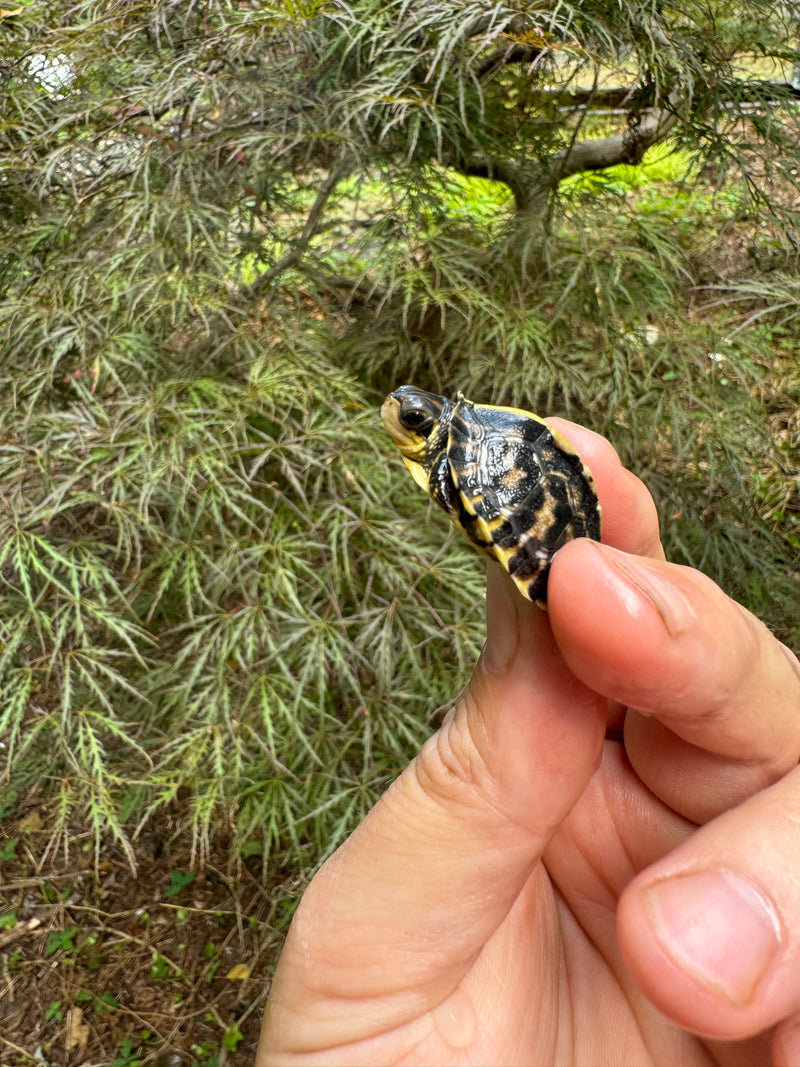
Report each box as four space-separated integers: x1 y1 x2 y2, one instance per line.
381 385 601 607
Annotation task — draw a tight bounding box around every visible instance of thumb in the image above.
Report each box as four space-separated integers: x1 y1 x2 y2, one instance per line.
263 566 605 1054
467 565 607 837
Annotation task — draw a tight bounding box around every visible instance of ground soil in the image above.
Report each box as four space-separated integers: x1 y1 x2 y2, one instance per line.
0 814 294 1067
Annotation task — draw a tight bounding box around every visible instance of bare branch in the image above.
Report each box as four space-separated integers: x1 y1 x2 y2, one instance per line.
248 154 350 294
529 80 800 111
449 96 679 213
460 156 531 208
475 43 545 81
541 92 683 191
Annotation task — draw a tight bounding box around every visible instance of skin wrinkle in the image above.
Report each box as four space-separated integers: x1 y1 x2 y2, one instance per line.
622 717 754 826
575 741 696 885
412 698 507 828
280 913 491 1057
551 899 576 1067
418 709 550 847
582 551 777 735
633 593 799 765
288 906 433 1008
546 753 639 928
296 806 496 1011
687 585 760 718
425 643 606 844
409 711 547 945
426 976 478 1055
267 985 431 1060
281 1001 439 1066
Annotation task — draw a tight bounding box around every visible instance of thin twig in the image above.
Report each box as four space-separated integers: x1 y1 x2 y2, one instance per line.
248 152 351 294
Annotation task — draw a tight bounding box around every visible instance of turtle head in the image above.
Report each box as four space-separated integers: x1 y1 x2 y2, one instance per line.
381 385 452 491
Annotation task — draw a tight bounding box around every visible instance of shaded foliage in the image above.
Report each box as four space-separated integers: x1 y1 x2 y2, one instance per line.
0 0 798 862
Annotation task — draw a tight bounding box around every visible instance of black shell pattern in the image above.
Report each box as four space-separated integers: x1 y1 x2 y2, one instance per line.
444 397 601 606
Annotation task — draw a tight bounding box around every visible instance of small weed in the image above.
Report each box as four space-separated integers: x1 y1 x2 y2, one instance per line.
44 929 78 956
110 1036 143 1067
45 1000 63 1022
150 952 172 980
165 870 196 898
0 839 19 861
191 1043 221 1067
222 1023 244 1052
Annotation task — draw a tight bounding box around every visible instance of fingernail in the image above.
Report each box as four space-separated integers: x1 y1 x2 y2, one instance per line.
482 566 520 673
643 869 783 1006
599 545 696 638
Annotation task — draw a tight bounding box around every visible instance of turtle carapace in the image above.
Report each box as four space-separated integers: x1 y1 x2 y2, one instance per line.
381 385 602 608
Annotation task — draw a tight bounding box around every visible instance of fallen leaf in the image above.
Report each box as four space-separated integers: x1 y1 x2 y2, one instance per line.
66 1006 90 1051
225 963 251 981
19 811 43 833
0 7 24 16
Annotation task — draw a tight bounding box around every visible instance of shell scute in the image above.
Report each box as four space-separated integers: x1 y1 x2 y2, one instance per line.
381 386 601 608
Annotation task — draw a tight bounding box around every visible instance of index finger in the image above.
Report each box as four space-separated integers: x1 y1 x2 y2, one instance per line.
546 417 665 561
549 539 800 822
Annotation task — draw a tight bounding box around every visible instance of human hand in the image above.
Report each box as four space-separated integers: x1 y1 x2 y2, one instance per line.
257 421 800 1066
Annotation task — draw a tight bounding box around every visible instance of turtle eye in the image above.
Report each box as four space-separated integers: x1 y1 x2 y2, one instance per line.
399 406 435 436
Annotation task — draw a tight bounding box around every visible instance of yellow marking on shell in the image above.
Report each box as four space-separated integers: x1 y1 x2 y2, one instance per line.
489 540 517 570
471 513 497 545
459 490 481 517
482 512 503 532
499 467 527 491
488 539 548 605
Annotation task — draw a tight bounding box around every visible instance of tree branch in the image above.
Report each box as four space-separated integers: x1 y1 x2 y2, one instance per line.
450 93 680 213
475 43 545 81
506 91 684 215
248 155 350 295
528 80 800 111
460 156 532 207
551 100 681 181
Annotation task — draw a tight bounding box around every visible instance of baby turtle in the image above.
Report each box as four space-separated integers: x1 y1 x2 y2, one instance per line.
381 385 602 608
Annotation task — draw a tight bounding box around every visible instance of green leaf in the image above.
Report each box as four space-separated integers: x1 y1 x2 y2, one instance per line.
165 870 196 898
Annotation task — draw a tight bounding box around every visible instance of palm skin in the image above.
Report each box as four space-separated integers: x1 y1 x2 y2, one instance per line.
258 422 800 1066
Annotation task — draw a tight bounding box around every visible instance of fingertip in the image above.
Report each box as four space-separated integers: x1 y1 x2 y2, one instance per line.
482 565 522 674
548 540 680 698
550 540 800 764
616 871 767 1041
546 418 662 559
